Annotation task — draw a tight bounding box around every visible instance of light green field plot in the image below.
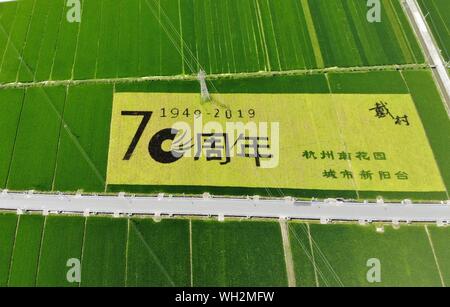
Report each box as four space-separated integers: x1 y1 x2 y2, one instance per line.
289 222 448 287
81 217 127 287
288 223 317 287
0 89 24 188
191 220 287 287
8 215 44 287
72 0 102 80
0 213 18 287
0 0 425 84
0 0 34 83
418 0 450 62
310 0 423 67
127 219 191 287
0 69 447 201
36 216 85 287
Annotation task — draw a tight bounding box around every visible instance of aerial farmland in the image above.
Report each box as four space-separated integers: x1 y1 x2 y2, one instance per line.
0 0 449 290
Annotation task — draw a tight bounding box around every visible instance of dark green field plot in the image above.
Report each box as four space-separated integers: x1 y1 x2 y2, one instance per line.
0 0 35 83
309 0 423 67
0 214 448 287
191 220 287 287
426 226 450 286
418 0 450 61
0 213 18 287
127 218 191 287
289 222 448 287
0 88 24 189
0 0 424 84
36 215 85 287
81 217 127 287
53 83 113 193
8 215 44 287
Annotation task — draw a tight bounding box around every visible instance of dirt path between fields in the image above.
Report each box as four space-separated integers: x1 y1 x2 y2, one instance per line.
280 219 296 287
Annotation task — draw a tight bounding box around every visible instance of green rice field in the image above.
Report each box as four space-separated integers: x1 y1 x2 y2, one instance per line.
417 0 450 62
0 0 424 85
0 212 448 287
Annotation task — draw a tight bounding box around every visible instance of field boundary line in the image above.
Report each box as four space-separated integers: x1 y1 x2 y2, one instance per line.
424 225 446 287
34 214 47 286
0 63 430 89
70 0 84 81
51 85 69 191
300 0 324 68
189 218 193 287
254 0 271 71
79 216 88 287
93 0 105 79
307 223 319 287
279 219 296 287
48 0 66 82
125 218 130 287
385 0 415 63
131 220 176 286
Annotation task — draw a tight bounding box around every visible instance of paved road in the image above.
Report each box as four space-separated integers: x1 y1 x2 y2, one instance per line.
1 191 449 223
404 0 450 114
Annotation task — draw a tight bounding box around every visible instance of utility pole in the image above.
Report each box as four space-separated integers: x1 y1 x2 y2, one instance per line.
198 70 211 102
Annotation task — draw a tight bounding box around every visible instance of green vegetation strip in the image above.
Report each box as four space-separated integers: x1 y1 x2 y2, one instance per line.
0 0 425 84
417 0 450 62
191 220 288 287
0 213 18 286
8 215 44 286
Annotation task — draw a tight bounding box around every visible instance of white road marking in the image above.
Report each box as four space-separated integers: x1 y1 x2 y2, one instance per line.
424 225 446 287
